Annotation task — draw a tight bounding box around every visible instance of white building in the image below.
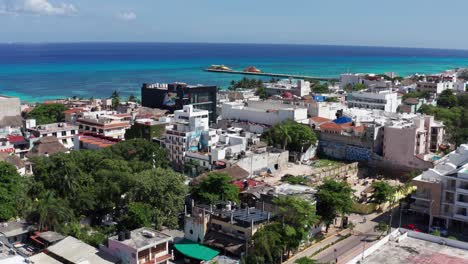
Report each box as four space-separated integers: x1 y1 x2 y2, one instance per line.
416 81 451 94
27 121 79 149
221 100 308 127
308 101 347 119
454 80 468 92
263 79 311 97
411 144 468 229
76 111 131 139
347 90 400 112
165 105 210 170
0 95 20 121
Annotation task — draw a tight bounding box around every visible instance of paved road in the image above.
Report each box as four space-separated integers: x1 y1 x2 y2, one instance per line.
314 232 380 263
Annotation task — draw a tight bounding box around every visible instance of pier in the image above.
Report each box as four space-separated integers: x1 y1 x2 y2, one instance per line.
204 68 339 82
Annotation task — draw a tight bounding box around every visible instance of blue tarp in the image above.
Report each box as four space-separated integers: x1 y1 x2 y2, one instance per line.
333 116 352 124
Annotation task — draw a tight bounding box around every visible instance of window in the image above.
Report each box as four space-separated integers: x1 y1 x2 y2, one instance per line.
61 131 67 136
62 139 67 144
52 132 57 137
71 130 76 135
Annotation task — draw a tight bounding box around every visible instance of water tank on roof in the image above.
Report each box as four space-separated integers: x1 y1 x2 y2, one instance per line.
125 230 131 239
118 231 125 241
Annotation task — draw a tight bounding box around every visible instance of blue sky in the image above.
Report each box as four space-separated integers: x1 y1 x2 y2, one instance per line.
0 0 467 49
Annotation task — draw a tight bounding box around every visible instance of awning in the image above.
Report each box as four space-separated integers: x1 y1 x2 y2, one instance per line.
174 239 219 261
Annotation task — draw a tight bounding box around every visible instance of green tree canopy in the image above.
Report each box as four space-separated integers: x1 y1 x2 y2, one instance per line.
228 77 263 91
315 179 354 231
26 103 68 125
29 191 74 231
313 83 330 94
437 89 458 108
111 90 121 109
371 181 396 204
241 223 283 264
295 257 317 264
28 139 171 229
120 202 155 230
191 172 240 204
129 168 188 229
263 120 317 152
0 162 24 221
275 196 318 256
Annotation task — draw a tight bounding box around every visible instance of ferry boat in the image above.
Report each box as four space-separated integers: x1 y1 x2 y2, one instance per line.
243 66 262 73
208 64 233 71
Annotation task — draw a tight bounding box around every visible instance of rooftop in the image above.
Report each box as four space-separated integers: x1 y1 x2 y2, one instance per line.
0 221 33 238
29 123 78 133
47 236 117 264
38 231 65 244
28 252 62 264
109 227 172 251
361 236 468 264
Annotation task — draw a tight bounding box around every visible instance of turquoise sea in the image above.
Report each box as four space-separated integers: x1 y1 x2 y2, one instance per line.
1 42 468 102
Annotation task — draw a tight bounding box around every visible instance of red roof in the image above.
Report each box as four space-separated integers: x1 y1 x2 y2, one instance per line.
63 108 85 114
7 135 26 143
232 179 266 190
310 117 331 123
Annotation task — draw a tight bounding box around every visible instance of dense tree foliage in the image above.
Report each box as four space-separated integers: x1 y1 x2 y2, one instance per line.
111 90 121 109
0 162 25 221
344 83 366 92
402 91 430 100
437 90 458 108
263 120 317 152
295 257 317 264
371 181 396 204
191 172 240 204
312 83 330 94
26 103 68 125
315 179 354 231
243 197 317 263
419 93 468 145
26 139 186 233
228 77 263 90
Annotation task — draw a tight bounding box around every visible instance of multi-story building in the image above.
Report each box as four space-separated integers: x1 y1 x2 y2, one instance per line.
454 80 468 92
27 121 79 149
0 95 20 121
340 73 391 89
76 111 131 139
411 144 468 232
125 118 172 141
263 79 311 97
184 205 272 256
347 90 400 112
308 100 347 119
141 82 217 122
106 228 173 264
220 100 308 127
315 108 445 170
416 81 450 94
165 105 210 170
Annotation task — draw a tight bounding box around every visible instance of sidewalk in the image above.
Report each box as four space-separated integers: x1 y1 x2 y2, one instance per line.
285 228 351 264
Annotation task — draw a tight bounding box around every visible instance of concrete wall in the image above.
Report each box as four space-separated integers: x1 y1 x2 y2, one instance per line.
107 239 138 264
0 96 20 120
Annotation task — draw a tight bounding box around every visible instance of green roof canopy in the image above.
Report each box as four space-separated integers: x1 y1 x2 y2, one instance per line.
174 239 220 261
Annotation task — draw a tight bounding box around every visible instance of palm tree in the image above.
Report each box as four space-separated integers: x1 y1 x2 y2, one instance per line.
31 191 73 231
275 125 291 150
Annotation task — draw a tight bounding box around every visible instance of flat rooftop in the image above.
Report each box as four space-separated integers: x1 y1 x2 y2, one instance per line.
109 227 172 250
362 236 468 264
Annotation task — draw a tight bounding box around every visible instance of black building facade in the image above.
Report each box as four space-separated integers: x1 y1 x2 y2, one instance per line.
141 82 217 122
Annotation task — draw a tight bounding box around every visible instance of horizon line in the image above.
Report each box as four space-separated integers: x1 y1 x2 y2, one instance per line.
1 41 468 52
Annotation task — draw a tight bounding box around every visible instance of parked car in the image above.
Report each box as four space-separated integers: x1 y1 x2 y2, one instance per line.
429 226 448 236
403 223 421 232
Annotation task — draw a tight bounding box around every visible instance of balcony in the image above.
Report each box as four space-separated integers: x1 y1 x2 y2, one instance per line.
456 200 468 208
454 214 468 221
457 188 468 195
410 203 429 213
411 192 431 201
143 254 173 264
